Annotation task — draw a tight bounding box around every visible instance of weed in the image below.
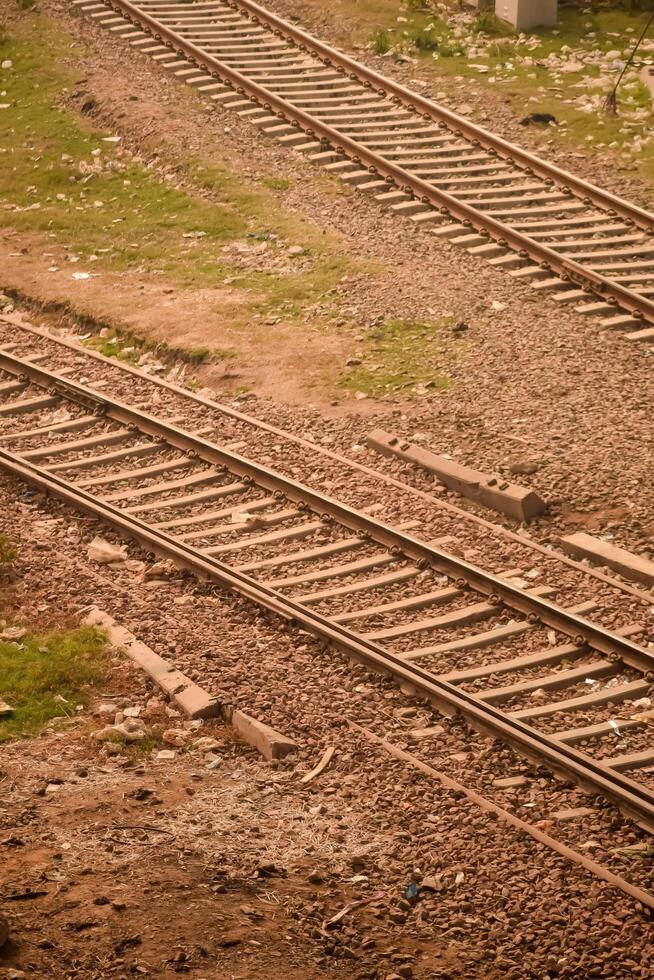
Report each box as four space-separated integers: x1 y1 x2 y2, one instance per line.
0 625 108 741
372 29 391 54
16 0 36 10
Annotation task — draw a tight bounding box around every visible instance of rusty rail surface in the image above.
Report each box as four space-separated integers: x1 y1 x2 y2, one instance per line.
1 348 654 834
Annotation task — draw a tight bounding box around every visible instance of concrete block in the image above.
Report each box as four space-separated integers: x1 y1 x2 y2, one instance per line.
366 429 547 522
231 709 298 761
495 0 557 30
560 532 654 588
83 607 221 719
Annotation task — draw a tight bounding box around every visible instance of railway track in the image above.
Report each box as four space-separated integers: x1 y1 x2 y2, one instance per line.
71 0 654 339
1 341 654 839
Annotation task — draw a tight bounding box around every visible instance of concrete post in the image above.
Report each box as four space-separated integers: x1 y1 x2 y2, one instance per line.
495 0 558 31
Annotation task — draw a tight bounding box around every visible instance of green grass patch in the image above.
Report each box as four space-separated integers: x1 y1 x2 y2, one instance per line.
0 625 108 741
261 176 291 192
359 2 654 186
0 17 357 325
339 318 452 398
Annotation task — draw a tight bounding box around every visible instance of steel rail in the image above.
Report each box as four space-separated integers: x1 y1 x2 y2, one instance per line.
2 445 654 833
1 348 653 675
5 312 654 608
228 0 654 231
99 0 654 324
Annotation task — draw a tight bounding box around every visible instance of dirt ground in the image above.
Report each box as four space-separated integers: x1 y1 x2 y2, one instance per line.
1 3 654 977
1 479 653 980
1 0 654 563
0 494 464 980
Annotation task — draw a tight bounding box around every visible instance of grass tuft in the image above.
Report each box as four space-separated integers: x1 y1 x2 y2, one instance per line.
413 26 440 52
372 29 391 54
0 625 109 741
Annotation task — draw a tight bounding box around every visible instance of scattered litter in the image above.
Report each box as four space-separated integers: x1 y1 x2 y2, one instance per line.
520 112 557 126
72 272 91 280
631 713 654 727
87 536 128 564
231 511 264 528
0 627 27 641
193 736 221 752
6 888 48 901
94 718 148 743
632 697 652 710
608 719 622 737
322 891 385 932
162 728 192 747
404 881 419 902
0 699 14 717
300 745 335 784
